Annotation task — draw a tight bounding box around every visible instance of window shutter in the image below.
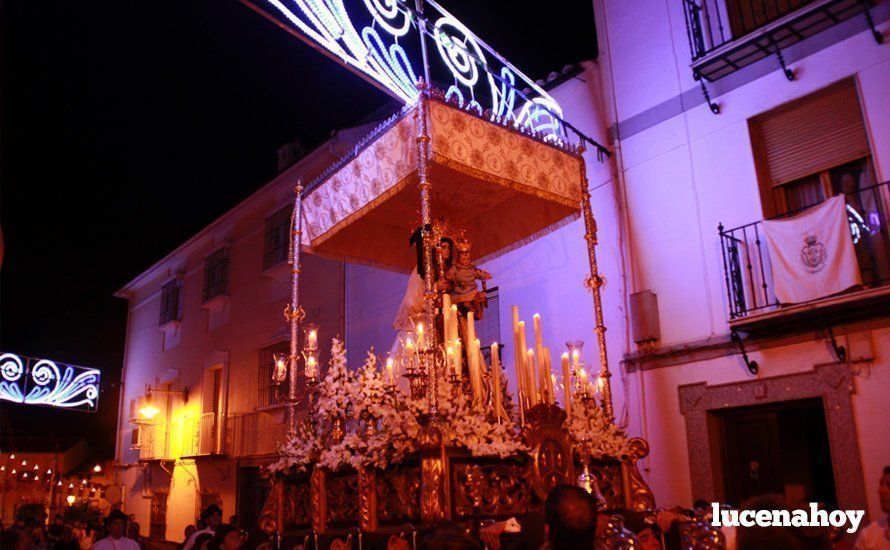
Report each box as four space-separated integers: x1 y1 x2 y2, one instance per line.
753 80 870 187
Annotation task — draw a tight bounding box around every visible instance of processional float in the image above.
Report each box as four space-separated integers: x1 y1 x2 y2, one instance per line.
241 0 655 545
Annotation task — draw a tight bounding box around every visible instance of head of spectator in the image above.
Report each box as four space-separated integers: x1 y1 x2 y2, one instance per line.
228 516 239 529
104 509 129 540
126 520 140 541
208 524 243 550
202 505 223 531
544 485 599 550
184 524 197 541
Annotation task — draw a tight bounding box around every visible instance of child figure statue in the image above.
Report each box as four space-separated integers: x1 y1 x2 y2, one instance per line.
446 233 492 319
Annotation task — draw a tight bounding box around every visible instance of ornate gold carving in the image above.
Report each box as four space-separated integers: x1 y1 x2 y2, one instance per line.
358 467 378 532
258 478 280 534
588 460 625 510
282 480 311 528
451 461 532 519
523 404 573 501
377 465 422 525
623 438 656 511
421 456 446 523
326 471 359 526
310 468 326 534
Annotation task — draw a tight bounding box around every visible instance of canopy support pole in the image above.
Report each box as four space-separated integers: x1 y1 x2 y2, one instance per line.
578 151 615 423
416 81 439 417
286 182 306 437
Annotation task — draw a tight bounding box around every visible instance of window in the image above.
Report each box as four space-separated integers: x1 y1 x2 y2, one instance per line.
263 206 293 270
258 342 290 408
750 80 871 217
203 248 229 302
159 278 182 326
727 0 813 39
475 287 501 364
750 79 890 285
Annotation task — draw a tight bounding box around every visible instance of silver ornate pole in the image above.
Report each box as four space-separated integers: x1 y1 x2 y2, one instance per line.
577 149 614 422
286 182 306 437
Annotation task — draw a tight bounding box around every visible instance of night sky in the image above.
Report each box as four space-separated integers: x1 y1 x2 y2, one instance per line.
0 0 597 458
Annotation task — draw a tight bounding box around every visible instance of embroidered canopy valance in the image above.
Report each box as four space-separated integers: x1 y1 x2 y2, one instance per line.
300 97 585 272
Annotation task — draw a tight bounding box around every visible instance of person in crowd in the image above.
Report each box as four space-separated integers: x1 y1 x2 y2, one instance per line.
92 510 140 550
622 511 663 550
192 533 214 550
544 485 599 550
72 520 94 550
47 516 66 546
178 525 197 550
418 522 481 550
736 494 831 550
206 525 243 550
855 466 890 550
241 530 272 550
54 525 82 550
184 505 223 550
1 528 30 550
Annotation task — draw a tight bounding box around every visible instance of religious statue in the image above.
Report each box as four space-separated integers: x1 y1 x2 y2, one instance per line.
446 232 492 319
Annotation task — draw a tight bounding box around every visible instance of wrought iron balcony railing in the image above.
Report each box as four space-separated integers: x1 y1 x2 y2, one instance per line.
683 0 882 110
718 180 890 320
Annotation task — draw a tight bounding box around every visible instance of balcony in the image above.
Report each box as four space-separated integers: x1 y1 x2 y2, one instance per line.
683 0 881 82
137 411 284 460
719 180 890 334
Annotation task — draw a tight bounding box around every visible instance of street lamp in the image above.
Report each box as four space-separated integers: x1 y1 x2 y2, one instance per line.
138 385 189 420
92 464 102 473
66 495 76 505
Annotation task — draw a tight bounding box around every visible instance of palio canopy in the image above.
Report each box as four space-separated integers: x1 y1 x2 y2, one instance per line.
301 97 585 272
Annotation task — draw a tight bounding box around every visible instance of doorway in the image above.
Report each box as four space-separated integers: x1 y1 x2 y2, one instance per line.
712 398 837 507
237 467 270 532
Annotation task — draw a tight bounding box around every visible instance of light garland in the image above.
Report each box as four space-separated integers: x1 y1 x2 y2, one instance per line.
0 352 101 411
259 0 568 141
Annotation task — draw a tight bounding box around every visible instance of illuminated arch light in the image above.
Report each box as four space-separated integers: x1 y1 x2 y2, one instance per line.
259 0 568 141
0 352 101 412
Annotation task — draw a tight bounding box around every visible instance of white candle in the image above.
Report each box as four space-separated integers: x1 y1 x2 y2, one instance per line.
572 349 580 368
526 348 538 405
512 306 526 413
385 357 395 385
543 346 554 404
453 340 463 377
491 342 503 418
308 329 318 350
519 321 536 406
533 314 547 403
442 294 453 340
561 352 572 418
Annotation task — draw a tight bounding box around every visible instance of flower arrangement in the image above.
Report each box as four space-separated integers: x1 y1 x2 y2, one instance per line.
568 395 630 459
271 338 626 475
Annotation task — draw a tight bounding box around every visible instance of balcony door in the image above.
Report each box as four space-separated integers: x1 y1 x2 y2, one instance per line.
201 366 223 455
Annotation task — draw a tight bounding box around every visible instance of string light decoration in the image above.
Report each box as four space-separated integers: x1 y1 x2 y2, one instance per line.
0 352 100 412
245 0 575 144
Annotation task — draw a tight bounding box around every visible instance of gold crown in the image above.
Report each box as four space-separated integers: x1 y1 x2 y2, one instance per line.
454 231 471 253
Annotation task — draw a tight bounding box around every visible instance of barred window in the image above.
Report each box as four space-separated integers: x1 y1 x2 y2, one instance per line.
159 279 182 326
263 205 293 270
203 248 230 302
258 342 289 408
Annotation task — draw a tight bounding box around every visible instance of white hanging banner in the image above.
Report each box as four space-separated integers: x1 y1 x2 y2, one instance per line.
762 195 861 304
